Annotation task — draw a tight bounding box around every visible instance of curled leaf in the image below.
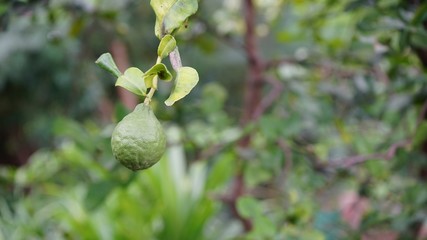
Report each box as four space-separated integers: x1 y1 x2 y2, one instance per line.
158 35 177 59
115 67 146 96
165 67 199 106
144 63 173 89
95 53 122 77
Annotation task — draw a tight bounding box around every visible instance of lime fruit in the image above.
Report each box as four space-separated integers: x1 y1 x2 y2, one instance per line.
111 104 166 171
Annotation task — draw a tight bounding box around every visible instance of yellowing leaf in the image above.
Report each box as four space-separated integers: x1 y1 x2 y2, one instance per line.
165 67 199 106
150 0 198 38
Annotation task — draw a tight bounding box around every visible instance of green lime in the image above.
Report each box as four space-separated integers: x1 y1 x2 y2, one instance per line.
111 104 166 171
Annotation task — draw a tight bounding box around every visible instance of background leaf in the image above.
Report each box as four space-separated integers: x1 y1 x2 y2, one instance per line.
413 121 427 148
84 180 117 211
237 196 262 218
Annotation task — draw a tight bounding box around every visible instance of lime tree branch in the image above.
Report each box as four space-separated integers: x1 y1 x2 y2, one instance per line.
252 76 284 121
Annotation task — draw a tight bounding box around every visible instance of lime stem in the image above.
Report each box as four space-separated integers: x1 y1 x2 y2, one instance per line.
144 57 162 106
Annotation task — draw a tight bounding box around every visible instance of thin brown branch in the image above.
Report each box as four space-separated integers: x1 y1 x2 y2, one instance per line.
221 173 253 231
277 138 293 183
252 76 284 120
193 131 249 162
195 144 223 162
302 145 330 172
331 139 411 169
248 186 283 199
371 65 390 84
333 153 384 169
240 0 264 127
263 57 300 70
264 57 357 79
226 0 266 233
416 99 427 128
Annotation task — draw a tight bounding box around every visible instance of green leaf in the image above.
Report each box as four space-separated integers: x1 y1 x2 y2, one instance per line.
165 67 199 106
84 180 117 211
158 35 177 59
95 53 121 78
413 121 427 148
115 67 146 96
237 196 262 218
0 4 8 16
144 63 173 88
412 3 427 25
410 28 427 49
251 215 276 238
150 0 198 38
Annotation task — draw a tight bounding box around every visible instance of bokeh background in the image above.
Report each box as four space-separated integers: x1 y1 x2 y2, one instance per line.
1 0 427 239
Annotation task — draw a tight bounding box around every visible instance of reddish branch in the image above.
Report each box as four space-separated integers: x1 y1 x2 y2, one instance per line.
332 139 412 169
240 0 264 127
416 95 427 127
262 57 300 70
277 138 293 183
252 76 284 121
225 0 266 232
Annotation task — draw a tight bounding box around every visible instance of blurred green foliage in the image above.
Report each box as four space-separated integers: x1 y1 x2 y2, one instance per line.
1 0 427 239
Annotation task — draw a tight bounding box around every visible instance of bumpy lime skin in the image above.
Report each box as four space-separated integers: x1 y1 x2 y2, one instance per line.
111 104 166 171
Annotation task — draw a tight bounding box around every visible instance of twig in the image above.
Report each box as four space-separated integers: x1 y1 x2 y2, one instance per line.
195 144 224 162
416 99 427 128
262 57 300 70
218 174 252 230
331 139 411 169
263 57 357 79
240 0 264 126
371 65 390 84
277 138 293 183
252 76 284 120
